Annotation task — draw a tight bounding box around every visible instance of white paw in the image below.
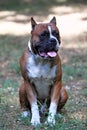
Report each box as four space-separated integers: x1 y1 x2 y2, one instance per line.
46 115 55 126
31 102 40 126
21 111 30 117
31 116 40 126
46 102 57 125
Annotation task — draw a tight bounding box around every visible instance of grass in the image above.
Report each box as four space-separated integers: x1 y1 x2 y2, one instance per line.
0 0 87 130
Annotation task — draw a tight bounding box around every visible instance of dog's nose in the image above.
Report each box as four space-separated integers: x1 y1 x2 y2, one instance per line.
49 38 56 44
49 38 57 48
48 38 57 52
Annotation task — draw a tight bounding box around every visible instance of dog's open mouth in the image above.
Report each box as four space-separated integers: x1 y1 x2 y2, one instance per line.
39 51 57 58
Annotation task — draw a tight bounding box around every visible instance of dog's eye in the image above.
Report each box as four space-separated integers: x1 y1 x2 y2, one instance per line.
52 31 59 38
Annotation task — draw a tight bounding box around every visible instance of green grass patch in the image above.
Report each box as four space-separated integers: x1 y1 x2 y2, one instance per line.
62 64 87 83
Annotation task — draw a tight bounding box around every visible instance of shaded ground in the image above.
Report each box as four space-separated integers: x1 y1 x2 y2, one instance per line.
0 0 87 130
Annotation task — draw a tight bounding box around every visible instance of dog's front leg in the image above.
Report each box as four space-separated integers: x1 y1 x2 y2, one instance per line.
25 81 40 126
47 81 62 125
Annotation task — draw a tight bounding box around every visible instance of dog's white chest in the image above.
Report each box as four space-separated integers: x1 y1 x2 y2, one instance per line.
27 55 57 98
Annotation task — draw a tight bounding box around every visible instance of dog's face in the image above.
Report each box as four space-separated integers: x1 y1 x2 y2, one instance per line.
29 17 61 58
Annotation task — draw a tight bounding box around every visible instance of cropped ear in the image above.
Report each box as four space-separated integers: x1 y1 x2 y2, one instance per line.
31 17 37 30
50 16 56 25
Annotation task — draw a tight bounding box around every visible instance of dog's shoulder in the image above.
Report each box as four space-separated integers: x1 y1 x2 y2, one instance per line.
20 48 31 79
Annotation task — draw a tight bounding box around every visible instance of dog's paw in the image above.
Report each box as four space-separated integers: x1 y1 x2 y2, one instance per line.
46 115 55 126
31 116 40 126
21 111 30 118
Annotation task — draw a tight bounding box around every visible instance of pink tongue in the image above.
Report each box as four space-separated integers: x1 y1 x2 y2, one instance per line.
47 51 57 57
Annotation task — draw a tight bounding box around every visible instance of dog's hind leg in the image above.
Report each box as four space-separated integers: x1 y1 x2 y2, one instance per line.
19 83 31 117
57 87 68 111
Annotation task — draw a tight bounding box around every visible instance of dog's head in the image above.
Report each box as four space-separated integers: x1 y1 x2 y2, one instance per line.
28 17 61 58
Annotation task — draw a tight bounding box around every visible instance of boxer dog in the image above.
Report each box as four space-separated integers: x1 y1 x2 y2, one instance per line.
19 17 68 126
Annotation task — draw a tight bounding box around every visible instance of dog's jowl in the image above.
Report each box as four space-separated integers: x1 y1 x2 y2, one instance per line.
19 17 68 126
